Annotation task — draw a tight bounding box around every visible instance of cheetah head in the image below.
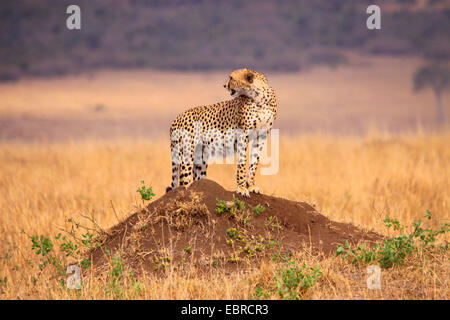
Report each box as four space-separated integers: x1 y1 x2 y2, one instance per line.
223 68 269 102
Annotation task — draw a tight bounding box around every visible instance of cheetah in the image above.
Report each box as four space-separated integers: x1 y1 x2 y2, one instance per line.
166 68 277 197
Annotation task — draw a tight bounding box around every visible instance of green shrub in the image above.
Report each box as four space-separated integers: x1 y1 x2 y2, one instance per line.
336 211 449 268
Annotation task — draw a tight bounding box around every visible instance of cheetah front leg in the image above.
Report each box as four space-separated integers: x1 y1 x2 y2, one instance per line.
246 129 268 194
236 130 250 197
193 140 203 181
194 143 210 180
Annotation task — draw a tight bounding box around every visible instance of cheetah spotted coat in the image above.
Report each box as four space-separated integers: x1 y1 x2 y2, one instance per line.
167 68 277 197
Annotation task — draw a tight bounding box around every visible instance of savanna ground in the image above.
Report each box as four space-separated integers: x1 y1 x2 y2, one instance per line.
0 56 449 299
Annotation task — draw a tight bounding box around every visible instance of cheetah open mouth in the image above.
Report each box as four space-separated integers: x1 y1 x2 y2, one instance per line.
230 89 236 96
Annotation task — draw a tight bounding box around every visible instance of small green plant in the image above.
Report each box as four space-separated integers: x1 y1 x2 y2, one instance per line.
184 246 192 254
153 255 171 271
64 217 103 250
252 286 270 300
272 251 292 262
335 241 377 265
216 198 265 224
265 240 281 249
253 258 321 300
26 233 64 275
137 181 156 201
22 215 104 290
30 235 53 257
233 195 246 211
226 228 244 240
108 253 139 298
216 197 241 216
55 233 80 257
242 239 265 257
226 229 269 258
107 253 142 298
215 198 230 214
110 254 124 286
275 260 321 300
0 276 7 295
336 212 449 268
267 216 283 231
129 271 144 295
251 204 265 215
229 253 240 263
80 258 92 269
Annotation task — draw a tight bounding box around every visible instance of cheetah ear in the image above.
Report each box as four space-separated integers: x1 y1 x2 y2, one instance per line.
245 72 254 83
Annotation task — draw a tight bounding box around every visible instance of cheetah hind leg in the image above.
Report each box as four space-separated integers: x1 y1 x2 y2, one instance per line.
178 137 195 187
166 141 182 192
193 142 204 181
199 143 210 180
166 160 179 193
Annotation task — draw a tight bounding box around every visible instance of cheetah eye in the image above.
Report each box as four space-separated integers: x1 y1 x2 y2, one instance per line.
245 73 254 83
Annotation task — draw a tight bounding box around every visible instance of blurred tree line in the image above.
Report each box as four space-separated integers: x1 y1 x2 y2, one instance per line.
0 0 448 80
414 63 450 124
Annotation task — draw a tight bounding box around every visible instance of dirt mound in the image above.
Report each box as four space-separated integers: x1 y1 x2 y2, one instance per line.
88 179 381 275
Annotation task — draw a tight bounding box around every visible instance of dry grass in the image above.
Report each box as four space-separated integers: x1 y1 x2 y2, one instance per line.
0 132 448 299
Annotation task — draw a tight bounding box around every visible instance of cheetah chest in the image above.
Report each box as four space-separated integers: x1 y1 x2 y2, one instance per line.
253 108 275 130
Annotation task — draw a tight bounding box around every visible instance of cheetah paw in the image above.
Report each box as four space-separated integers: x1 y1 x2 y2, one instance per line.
248 186 261 194
236 186 250 198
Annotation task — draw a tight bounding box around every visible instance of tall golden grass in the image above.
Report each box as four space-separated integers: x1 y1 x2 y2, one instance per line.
0 132 448 299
